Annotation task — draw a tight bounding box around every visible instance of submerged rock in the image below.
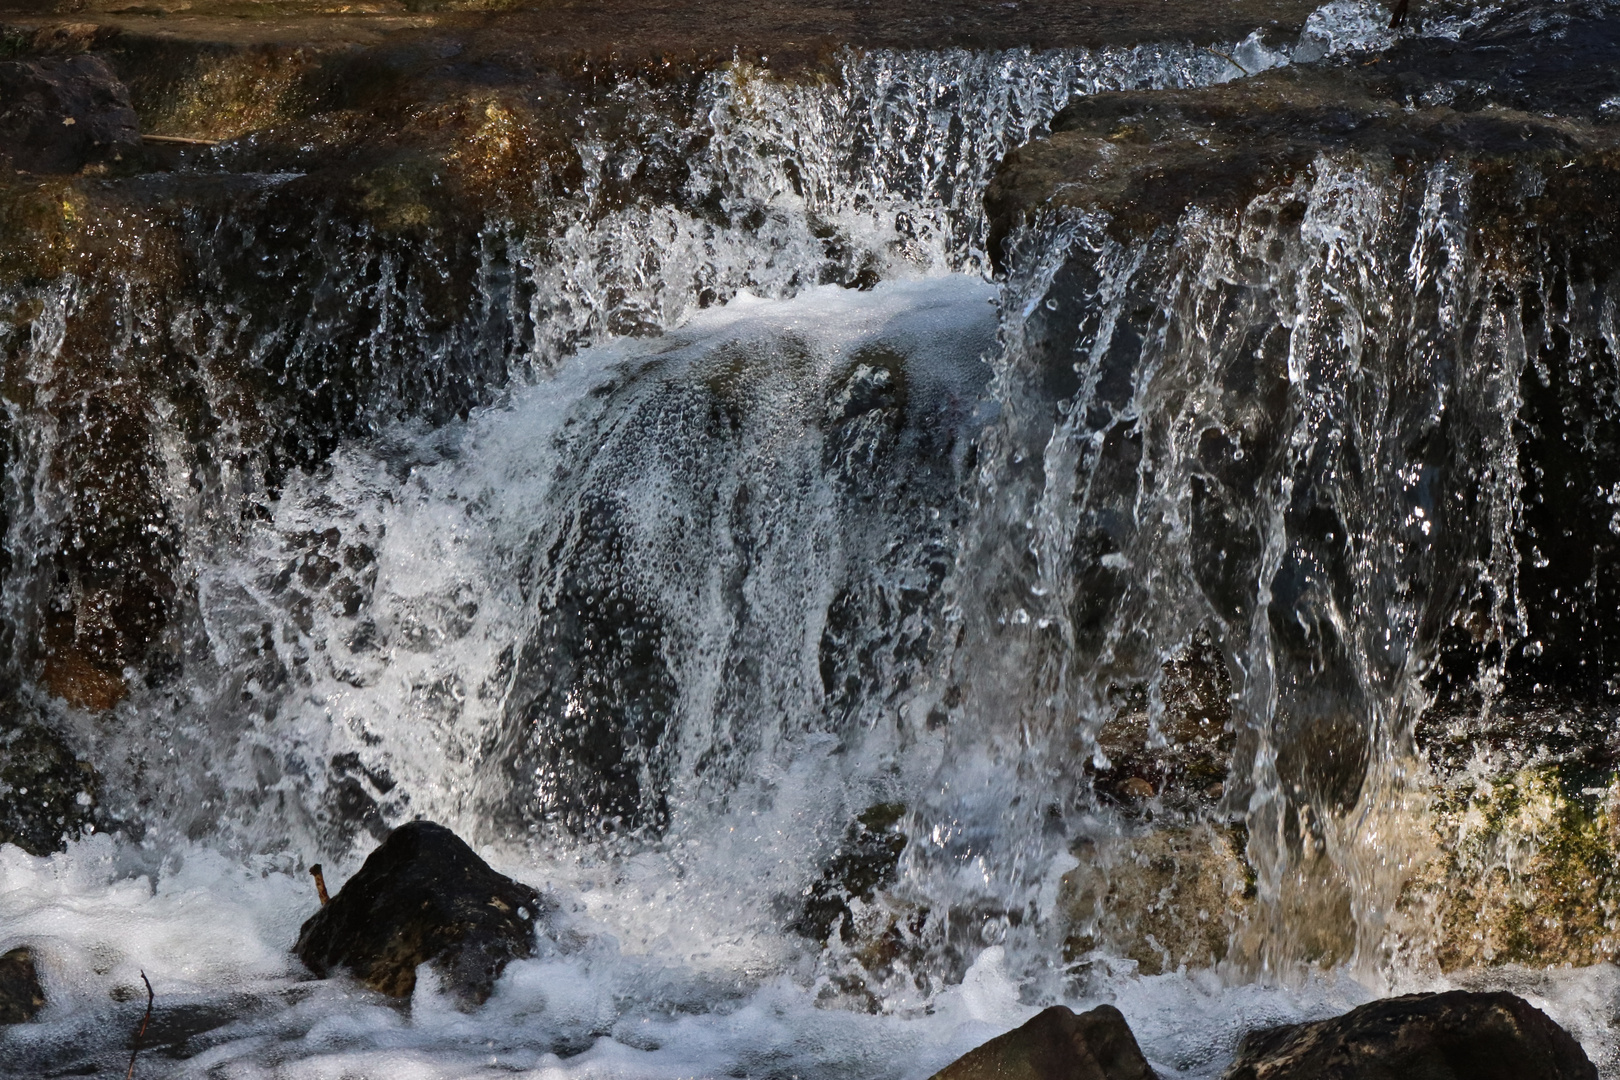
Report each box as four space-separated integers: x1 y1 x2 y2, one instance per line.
1222 991 1596 1080
0 55 141 174
929 1004 1157 1080
0 947 44 1024
294 820 551 1006
1089 630 1236 810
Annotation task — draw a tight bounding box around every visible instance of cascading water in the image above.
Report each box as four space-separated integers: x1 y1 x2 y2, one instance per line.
3 0 1620 1075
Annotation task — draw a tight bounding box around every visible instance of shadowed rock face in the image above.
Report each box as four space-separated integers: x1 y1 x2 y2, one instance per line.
0 709 100 855
928 1004 1157 1080
1221 991 1597 1080
0 947 44 1025
294 820 553 1005
0 55 140 174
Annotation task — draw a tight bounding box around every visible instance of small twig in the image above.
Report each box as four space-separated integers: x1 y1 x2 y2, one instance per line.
309 864 330 906
1203 45 1253 77
125 971 153 1080
140 134 220 147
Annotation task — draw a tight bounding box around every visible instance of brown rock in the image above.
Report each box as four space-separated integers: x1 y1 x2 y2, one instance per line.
929 1004 1157 1080
1090 632 1236 811
1061 826 1252 975
1222 991 1596 1080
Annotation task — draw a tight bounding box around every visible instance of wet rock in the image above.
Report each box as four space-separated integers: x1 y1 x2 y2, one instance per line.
0 55 141 174
294 820 552 1006
1403 757 1620 971
928 1004 1157 1080
1060 824 1253 975
0 715 100 856
985 2 1620 260
791 802 909 944
980 0 1620 973
1090 631 1236 810
1221 990 1597 1080
0 947 44 1024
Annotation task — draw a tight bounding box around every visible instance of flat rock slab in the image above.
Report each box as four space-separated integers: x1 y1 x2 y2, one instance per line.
985 0 1620 259
0 947 45 1024
0 0 1331 74
1222 990 1597 1080
295 820 552 1006
929 1004 1158 1080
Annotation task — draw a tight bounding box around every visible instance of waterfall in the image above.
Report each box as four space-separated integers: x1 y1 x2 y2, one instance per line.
3 0 1620 1075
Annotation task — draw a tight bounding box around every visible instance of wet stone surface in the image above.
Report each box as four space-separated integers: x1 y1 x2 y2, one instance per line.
0 712 99 856
0 54 140 174
928 1004 1157 1080
1221 990 1598 1080
295 820 554 1006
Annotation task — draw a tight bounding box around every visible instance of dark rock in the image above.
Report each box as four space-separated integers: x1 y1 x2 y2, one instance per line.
0 716 100 856
984 2 1620 263
791 802 908 944
929 1004 1158 1080
1089 630 1236 810
0 55 141 174
294 820 552 1006
0 947 44 1024
1221 991 1596 1080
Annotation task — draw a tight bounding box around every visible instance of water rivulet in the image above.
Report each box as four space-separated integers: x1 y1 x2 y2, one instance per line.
3 0 1620 1076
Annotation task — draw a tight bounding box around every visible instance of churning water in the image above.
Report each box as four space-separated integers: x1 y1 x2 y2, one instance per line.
3 0 1620 1075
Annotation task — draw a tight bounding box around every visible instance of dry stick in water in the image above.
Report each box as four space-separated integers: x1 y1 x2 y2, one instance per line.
310 864 330 905
124 971 154 1080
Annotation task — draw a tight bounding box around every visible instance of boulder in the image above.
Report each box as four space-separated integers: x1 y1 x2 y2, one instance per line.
0 55 141 174
0 947 44 1024
294 820 552 1006
929 1004 1158 1080
1221 991 1597 1080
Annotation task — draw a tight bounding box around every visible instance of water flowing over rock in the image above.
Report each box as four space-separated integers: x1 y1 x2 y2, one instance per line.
0 707 100 855
0 0 1619 1073
294 820 552 1005
1221 991 1597 1080
978 0 1620 974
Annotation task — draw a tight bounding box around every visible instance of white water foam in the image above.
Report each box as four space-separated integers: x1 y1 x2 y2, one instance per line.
1 832 1613 1078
